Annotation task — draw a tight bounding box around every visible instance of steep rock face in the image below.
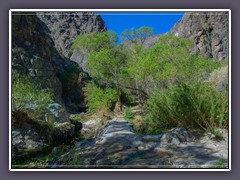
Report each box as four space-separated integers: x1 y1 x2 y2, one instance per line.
12 12 86 145
170 12 229 60
12 12 105 113
37 12 106 60
36 12 107 101
12 13 63 98
11 12 106 159
12 13 72 152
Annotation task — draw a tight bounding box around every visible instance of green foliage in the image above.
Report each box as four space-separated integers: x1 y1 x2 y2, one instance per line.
136 26 154 42
12 71 53 114
120 91 135 105
70 153 84 166
72 30 128 98
120 26 153 44
125 34 226 106
128 35 222 84
144 80 228 134
86 47 127 84
210 128 224 141
12 145 78 168
84 82 118 114
70 114 81 121
71 30 118 53
212 158 226 169
158 34 194 49
124 107 134 120
70 28 229 135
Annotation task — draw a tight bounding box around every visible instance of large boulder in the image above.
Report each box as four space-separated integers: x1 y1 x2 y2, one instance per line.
82 119 101 131
12 128 47 160
52 122 76 144
142 128 195 146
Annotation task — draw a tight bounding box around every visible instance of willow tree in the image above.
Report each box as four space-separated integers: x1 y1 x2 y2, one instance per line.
86 46 128 102
71 30 118 53
120 26 153 45
71 30 128 103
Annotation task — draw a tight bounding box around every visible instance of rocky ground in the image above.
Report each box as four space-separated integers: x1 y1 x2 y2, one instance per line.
76 117 228 169
20 115 228 169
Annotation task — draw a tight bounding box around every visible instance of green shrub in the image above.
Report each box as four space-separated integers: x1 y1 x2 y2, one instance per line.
12 71 53 114
210 128 224 141
71 31 118 53
84 82 118 115
118 90 135 105
124 107 134 120
70 114 81 121
12 71 55 137
212 158 226 169
126 34 225 101
144 80 228 134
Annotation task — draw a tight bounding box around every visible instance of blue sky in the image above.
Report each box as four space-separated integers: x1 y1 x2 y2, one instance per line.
95 11 184 43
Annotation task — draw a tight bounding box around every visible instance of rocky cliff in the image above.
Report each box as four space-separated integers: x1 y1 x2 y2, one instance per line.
12 12 63 99
37 12 106 73
170 11 229 60
12 12 107 112
36 12 106 109
11 12 106 160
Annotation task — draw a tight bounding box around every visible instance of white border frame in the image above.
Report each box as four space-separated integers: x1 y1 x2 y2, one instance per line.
9 9 231 172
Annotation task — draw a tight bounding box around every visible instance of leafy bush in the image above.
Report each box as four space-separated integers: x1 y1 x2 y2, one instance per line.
125 34 225 105
70 114 81 121
144 80 228 134
212 158 226 169
158 34 194 49
84 82 118 115
71 31 118 53
209 128 224 141
12 71 53 115
120 91 135 105
12 71 55 137
123 107 134 120
120 26 153 44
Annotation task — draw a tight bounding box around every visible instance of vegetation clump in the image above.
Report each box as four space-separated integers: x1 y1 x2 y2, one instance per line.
63 27 229 134
84 82 118 116
12 70 53 118
143 80 228 134
123 107 134 120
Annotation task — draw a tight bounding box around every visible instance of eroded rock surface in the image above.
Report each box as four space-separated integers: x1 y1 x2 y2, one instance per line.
51 118 228 169
37 12 106 74
37 12 106 59
12 128 47 160
170 11 229 60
